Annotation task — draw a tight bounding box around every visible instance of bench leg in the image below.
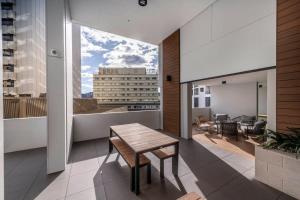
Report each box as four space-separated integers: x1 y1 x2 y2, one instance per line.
109 128 113 153
160 159 164 179
131 167 135 192
147 164 151 184
109 140 113 153
172 143 179 176
134 154 140 195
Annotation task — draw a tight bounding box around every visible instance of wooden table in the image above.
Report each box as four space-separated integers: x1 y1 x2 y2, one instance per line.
109 123 179 195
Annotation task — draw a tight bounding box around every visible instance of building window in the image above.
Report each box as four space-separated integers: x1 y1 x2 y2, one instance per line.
205 97 211 107
3 34 14 41
194 88 199 95
194 97 199 108
200 87 204 92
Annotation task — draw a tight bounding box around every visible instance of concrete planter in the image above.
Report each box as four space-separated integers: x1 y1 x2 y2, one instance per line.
255 145 300 199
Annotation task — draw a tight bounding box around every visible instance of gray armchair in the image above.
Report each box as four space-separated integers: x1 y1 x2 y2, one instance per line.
252 120 267 135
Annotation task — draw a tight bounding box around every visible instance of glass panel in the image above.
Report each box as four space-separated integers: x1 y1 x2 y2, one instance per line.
194 97 199 108
194 88 199 95
74 26 160 114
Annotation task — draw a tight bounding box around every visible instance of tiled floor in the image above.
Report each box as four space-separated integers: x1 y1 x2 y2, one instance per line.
4 137 296 200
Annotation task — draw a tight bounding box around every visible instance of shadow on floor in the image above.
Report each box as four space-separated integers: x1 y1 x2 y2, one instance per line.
4 136 297 200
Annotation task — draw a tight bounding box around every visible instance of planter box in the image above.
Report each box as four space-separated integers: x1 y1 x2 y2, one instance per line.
255 146 300 199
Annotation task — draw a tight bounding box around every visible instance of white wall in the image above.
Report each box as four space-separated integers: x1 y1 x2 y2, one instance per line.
210 82 257 118
65 0 73 161
73 111 161 142
267 69 276 131
0 8 4 198
4 117 47 153
72 23 81 99
180 0 276 82
258 82 267 115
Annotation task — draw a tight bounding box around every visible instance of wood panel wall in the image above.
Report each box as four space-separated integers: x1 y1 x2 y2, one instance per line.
163 30 181 136
277 0 300 131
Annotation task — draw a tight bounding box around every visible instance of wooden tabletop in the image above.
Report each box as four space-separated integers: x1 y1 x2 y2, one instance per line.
110 123 179 154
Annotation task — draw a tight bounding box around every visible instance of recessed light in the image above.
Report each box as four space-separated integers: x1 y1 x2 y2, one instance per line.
139 0 147 7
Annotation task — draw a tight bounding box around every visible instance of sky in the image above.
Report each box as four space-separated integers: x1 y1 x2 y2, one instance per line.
81 26 159 94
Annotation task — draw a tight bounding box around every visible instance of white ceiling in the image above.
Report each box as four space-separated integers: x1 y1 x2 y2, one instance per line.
68 0 216 44
194 70 269 87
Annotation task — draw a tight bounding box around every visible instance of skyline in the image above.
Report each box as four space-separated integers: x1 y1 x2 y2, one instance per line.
81 26 159 94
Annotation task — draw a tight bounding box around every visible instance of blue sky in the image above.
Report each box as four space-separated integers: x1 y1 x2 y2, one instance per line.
81 26 159 94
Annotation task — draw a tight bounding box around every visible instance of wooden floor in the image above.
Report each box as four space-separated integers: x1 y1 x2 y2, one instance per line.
192 127 260 159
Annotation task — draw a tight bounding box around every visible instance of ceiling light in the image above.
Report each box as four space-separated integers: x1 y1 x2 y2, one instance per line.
139 0 147 6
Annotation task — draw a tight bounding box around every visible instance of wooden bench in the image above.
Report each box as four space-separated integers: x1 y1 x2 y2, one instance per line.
152 146 176 178
177 192 201 200
109 137 151 191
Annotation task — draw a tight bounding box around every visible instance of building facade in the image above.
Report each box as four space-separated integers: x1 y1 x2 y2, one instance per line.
192 85 211 108
93 67 160 110
2 0 46 97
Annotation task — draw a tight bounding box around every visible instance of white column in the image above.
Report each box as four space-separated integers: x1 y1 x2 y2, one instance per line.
0 7 4 199
46 0 67 174
181 83 192 139
158 43 163 129
267 69 276 131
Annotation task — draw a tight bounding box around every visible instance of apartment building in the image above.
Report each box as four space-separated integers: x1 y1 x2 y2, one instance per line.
2 0 17 96
93 67 160 110
192 85 211 108
1 0 46 97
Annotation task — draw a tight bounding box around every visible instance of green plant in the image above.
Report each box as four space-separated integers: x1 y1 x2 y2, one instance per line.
260 127 300 158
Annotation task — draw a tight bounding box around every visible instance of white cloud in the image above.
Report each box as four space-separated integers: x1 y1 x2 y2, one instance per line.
81 65 91 71
82 83 92 89
81 28 108 58
102 40 158 69
81 72 93 78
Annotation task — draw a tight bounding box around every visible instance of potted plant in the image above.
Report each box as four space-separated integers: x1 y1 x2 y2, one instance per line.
255 128 300 199
260 127 300 158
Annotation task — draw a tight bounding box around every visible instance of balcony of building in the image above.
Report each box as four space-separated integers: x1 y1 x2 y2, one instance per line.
1 0 300 200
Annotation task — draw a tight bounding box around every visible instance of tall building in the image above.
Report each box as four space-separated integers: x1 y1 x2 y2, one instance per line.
2 0 17 96
2 0 46 97
93 67 160 110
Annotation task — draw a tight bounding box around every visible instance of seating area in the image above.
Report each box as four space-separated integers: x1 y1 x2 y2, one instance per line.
195 114 267 141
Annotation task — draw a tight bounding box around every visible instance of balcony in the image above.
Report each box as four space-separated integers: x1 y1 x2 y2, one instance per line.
3 72 16 81
1 0 300 200
3 87 17 96
1 10 15 19
5 130 295 200
2 41 16 50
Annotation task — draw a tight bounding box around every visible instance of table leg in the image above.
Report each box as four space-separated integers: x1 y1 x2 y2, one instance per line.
109 128 113 153
172 143 179 176
135 153 140 195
